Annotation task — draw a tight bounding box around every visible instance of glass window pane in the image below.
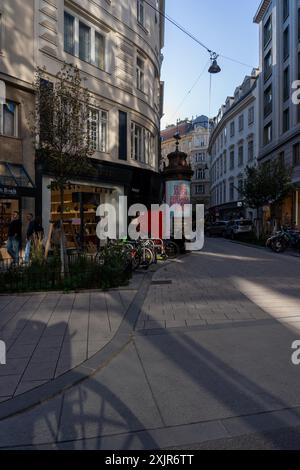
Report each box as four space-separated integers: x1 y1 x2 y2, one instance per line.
95 32 105 69
3 102 16 137
0 163 16 186
64 12 75 55
8 164 33 188
79 22 91 62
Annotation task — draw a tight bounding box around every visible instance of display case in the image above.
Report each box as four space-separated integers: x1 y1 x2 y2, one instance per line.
50 185 102 252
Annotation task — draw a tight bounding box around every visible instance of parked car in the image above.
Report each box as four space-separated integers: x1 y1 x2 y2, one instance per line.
205 221 229 237
224 219 254 239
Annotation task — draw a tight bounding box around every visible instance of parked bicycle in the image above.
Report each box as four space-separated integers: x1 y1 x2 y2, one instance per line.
266 227 300 253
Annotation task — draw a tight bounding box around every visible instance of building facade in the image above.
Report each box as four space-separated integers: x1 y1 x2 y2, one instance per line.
189 116 210 210
254 0 300 228
208 71 259 221
0 0 165 255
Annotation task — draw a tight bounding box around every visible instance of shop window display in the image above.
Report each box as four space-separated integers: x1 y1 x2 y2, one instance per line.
50 184 110 252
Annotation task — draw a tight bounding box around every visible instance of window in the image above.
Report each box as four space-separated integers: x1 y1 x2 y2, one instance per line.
293 143 300 167
264 50 272 81
79 22 91 63
95 32 105 70
283 27 289 60
283 66 290 102
136 56 145 92
238 145 244 167
230 149 235 170
196 169 205 180
238 180 244 199
264 122 272 146
119 111 127 161
248 107 254 125
283 0 289 22
64 10 106 70
89 108 108 153
0 101 18 137
64 12 75 55
137 0 145 26
224 152 227 174
230 121 235 137
239 114 244 132
196 184 205 195
248 140 254 162
131 122 151 164
230 182 235 201
264 16 272 47
283 108 290 133
264 84 272 117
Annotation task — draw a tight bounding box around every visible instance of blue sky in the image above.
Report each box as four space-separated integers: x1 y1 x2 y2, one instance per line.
161 0 260 128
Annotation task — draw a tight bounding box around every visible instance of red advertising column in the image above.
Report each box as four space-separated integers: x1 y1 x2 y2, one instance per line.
161 133 194 247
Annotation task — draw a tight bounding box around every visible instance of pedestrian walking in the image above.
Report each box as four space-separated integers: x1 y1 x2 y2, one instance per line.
7 211 22 265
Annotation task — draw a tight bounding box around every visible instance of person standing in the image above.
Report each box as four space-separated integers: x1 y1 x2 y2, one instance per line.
7 211 22 265
24 213 35 264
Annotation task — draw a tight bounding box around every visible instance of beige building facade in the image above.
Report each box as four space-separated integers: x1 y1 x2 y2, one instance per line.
254 0 300 228
0 0 36 257
0 0 165 254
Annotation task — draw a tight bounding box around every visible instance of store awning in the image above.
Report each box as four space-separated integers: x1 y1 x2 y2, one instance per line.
0 162 36 197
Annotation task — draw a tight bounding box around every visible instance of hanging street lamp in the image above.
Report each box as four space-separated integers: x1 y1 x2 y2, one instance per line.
208 52 221 74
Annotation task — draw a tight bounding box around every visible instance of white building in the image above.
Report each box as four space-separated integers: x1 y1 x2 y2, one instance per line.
208 70 259 221
254 0 300 228
189 116 210 210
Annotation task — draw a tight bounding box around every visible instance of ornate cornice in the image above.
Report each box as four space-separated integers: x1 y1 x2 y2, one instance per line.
253 0 271 24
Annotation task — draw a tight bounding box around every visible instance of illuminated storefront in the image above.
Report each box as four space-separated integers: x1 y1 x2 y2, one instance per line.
0 162 36 259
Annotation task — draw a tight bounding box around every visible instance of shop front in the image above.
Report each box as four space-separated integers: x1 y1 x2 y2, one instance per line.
49 183 120 252
38 159 163 252
0 162 36 260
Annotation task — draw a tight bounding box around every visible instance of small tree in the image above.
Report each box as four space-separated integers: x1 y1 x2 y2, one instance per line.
242 160 294 237
31 64 94 274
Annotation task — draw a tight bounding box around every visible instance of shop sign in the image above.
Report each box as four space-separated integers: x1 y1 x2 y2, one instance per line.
0 186 18 197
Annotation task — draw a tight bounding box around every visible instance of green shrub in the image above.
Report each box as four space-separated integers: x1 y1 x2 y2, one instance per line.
0 251 131 293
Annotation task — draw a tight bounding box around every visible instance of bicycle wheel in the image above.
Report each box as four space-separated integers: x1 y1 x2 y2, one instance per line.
164 241 179 259
142 247 155 267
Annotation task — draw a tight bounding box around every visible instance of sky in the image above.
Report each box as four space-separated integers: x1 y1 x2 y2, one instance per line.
161 0 260 129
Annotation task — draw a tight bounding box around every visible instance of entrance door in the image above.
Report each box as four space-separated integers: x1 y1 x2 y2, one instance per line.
0 199 20 259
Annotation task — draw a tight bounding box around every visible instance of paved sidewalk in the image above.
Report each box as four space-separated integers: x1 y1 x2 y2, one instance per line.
137 242 300 332
0 277 142 400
